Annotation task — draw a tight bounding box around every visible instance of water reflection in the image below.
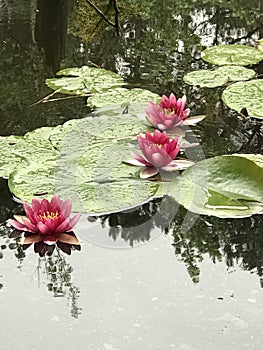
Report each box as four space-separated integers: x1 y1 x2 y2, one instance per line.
0 223 82 318
96 197 263 287
35 0 70 73
1 193 263 320
36 250 82 318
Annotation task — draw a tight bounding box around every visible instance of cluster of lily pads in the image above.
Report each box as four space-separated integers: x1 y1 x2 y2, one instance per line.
183 43 263 119
1 48 263 236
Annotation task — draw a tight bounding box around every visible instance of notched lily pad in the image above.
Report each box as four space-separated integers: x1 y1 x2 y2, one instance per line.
201 44 263 66
222 79 263 119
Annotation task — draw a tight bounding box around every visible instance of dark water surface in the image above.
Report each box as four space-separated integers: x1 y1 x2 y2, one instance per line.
1 1 263 349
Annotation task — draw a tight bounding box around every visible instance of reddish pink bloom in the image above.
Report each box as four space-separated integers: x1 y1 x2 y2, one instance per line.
146 93 190 131
9 195 80 244
125 130 193 178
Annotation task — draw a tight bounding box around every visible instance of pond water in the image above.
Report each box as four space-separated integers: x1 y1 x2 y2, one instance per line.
1 1 263 349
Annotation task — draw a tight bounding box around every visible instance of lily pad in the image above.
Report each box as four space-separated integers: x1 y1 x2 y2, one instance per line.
201 44 263 66
46 66 124 95
0 136 28 178
0 128 56 179
183 69 226 88
8 113 161 214
183 66 256 88
222 79 263 119
163 155 263 218
8 142 161 214
87 88 160 109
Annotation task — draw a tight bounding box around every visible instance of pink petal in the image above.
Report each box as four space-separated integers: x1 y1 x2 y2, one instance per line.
134 153 151 166
140 167 159 179
60 199 72 219
67 214 80 231
37 222 51 235
124 158 146 166
50 195 61 211
54 219 71 233
160 164 179 172
23 203 37 224
31 198 42 213
40 199 50 213
8 219 25 231
22 218 38 233
151 152 171 168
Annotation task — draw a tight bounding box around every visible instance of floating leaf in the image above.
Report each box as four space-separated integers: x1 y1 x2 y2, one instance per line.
201 44 263 66
0 136 28 178
8 114 160 214
235 154 263 168
87 88 160 109
217 66 256 81
49 112 151 152
46 66 124 95
222 79 263 119
0 128 56 179
8 144 161 214
183 66 256 88
183 70 227 88
163 155 263 218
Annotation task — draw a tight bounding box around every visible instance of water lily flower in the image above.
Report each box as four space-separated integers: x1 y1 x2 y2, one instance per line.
125 130 193 178
9 195 80 244
146 93 190 132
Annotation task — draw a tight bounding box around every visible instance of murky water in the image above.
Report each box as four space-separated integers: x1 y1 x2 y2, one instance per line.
1 1 263 349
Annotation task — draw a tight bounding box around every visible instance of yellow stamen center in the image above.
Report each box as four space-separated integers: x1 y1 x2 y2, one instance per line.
164 107 175 116
39 211 59 220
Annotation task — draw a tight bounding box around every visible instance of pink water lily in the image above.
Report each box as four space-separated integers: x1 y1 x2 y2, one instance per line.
146 93 190 131
125 130 193 179
9 195 80 244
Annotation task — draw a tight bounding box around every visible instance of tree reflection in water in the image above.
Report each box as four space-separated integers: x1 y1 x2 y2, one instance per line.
100 196 263 286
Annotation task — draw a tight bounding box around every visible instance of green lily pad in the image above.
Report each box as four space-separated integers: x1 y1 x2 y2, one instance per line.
46 66 124 95
222 79 263 119
235 154 263 168
163 155 263 218
87 88 160 109
201 44 263 66
0 128 56 179
8 139 161 214
8 113 160 213
0 136 28 178
49 112 151 151
183 66 256 88
183 69 227 88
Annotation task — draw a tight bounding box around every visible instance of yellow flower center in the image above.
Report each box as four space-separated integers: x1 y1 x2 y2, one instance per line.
164 107 175 116
39 211 59 220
